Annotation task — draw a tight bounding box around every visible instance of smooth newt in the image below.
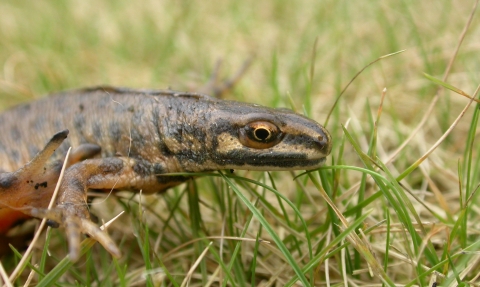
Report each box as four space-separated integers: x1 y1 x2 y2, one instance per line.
0 87 331 260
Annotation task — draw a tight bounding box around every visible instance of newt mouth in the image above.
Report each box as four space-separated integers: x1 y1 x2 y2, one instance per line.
214 150 328 171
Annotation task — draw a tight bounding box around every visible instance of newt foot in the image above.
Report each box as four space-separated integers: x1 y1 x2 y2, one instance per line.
30 132 121 261
31 203 121 261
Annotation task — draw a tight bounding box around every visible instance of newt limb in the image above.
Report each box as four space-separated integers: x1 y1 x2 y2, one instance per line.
34 156 180 260
0 130 68 233
32 202 121 260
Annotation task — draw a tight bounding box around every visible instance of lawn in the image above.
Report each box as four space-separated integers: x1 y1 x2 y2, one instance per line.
1 0 480 286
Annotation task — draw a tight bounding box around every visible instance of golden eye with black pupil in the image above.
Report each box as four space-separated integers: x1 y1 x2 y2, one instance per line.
239 121 283 149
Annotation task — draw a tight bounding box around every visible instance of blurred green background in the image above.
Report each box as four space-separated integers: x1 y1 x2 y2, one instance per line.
1 1 477 108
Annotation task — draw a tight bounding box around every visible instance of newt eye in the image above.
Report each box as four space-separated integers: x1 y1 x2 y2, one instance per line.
239 121 283 149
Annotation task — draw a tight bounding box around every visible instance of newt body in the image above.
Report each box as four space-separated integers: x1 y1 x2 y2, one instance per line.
0 87 331 259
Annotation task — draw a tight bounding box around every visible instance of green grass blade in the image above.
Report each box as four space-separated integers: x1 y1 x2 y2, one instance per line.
219 171 310 286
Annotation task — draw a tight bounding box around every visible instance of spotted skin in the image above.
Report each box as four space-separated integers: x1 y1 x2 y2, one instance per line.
0 86 331 260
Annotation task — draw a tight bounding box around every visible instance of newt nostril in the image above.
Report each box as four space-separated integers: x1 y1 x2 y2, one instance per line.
46 219 60 228
314 132 331 155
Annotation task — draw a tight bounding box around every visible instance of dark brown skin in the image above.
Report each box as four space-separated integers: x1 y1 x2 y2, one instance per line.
0 87 332 260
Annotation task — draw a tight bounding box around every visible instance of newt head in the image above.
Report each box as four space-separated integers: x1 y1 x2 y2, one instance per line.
205 101 332 171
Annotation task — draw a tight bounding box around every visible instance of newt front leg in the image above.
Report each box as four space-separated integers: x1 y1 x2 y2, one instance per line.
34 157 188 261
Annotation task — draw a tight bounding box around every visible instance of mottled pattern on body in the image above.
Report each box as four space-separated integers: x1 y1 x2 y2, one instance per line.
0 86 331 259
